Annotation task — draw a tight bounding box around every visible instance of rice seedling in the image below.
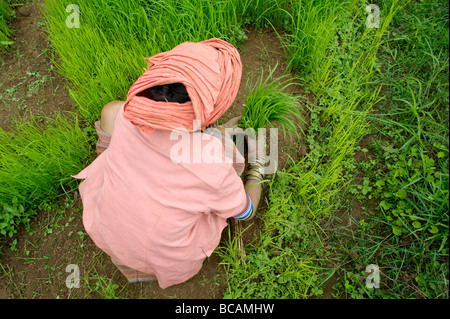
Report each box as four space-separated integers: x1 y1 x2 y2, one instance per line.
218 183 323 299
0 112 94 242
281 0 351 77
42 0 250 123
328 0 449 299
218 0 412 299
239 64 303 138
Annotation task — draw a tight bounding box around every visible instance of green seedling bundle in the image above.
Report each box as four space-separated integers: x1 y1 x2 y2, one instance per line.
239 64 303 139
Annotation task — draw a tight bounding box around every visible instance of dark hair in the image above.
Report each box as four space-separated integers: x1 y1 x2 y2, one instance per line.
137 83 191 103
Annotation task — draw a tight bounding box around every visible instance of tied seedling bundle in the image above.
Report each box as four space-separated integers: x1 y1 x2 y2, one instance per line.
239 64 303 138
232 65 303 259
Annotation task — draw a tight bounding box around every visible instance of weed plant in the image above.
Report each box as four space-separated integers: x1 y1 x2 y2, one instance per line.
218 0 398 298
3 0 445 299
281 0 352 77
341 0 449 298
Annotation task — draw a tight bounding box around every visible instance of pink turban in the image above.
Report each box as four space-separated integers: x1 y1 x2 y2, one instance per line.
123 38 242 133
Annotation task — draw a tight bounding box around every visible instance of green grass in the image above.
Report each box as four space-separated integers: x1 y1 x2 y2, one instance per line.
42 0 251 123
0 0 14 50
336 0 449 298
0 113 94 246
282 0 350 77
0 0 447 299
217 0 396 298
239 64 304 138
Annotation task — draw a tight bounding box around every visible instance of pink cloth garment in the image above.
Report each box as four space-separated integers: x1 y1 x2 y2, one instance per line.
91 116 245 284
74 107 247 289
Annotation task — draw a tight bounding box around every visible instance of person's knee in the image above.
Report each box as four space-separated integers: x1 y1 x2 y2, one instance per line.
101 100 124 134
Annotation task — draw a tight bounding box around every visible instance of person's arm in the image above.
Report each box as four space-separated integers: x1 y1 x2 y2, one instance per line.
100 100 125 135
233 132 265 221
244 179 262 212
218 117 264 220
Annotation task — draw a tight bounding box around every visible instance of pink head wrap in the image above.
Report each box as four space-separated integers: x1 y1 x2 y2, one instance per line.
123 38 242 133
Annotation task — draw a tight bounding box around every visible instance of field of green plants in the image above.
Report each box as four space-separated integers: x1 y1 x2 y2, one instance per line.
0 0 448 299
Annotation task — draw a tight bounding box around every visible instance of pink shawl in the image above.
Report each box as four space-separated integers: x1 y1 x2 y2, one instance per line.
123 38 242 133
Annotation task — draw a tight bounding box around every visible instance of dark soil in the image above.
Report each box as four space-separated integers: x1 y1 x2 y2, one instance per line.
0 1 74 131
